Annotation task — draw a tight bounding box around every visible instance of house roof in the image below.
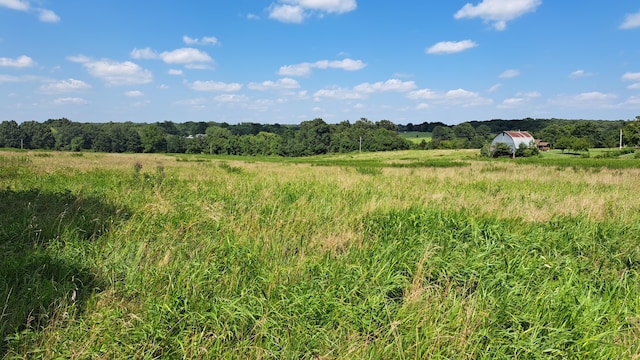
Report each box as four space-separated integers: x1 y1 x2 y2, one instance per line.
503 131 534 139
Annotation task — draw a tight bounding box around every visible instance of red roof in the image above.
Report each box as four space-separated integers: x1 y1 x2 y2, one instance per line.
504 131 533 139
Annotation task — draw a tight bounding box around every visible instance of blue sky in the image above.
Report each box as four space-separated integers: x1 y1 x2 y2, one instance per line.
1 0 640 125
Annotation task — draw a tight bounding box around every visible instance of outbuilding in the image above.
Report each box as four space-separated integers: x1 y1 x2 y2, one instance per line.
490 131 535 157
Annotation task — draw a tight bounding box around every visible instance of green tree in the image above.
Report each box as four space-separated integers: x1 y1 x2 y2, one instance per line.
139 124 167 153
0 120 24 148
20 121 54 149
206 125 233 154
432 126 455 141
453 122 476 141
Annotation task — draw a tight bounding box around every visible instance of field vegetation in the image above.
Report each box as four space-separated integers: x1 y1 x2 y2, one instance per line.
1 149 639 358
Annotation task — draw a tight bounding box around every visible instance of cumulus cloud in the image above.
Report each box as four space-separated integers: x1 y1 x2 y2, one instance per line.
53 97 87 105
622 72 640 90
125 90 144 97
40 78 91 93
408 88 493 107
313 87 363 100
353 79 416 93
0 0 60 22
569 70 593 78
0 0 29 11
498 91 540 108
131 47 213 68
214 94 249 103
278 58 366 76
0 55 35 68
499 69 520 78
248 78 300 90
622 72 640 81
183 35 219 46
37 8 59 23
454 0 541 30
189 80 243 92
168 69 184 76
426 40 477 55
69 55 153 86
620 10 640 29
268 0 357 23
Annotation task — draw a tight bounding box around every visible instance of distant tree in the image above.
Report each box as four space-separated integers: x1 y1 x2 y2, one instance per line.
453 122 476 141
476 124 492 138
20 121 54 149
140 124 167 153
206 125 233 154
166 134 187 153
0 120 23 148
555 136 573 153
432 126 455 141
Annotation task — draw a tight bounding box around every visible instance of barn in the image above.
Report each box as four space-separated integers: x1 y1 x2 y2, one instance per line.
490 131 535 157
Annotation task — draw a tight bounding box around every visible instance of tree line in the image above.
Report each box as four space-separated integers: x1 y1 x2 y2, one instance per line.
1 116 638 156
0 118 410 156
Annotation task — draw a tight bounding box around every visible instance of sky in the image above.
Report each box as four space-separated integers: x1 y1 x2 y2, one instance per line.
1 0 640 125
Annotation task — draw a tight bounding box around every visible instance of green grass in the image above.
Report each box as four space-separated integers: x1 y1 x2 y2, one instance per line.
1 150 639 359
399 131 432 144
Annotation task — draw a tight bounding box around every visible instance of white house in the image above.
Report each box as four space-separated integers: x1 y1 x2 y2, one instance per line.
490 131 535 156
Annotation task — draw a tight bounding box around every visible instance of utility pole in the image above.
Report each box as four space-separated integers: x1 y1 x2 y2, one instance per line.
620 129 623 149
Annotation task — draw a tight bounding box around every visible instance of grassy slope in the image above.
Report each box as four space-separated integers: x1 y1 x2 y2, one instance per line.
1 150 639 359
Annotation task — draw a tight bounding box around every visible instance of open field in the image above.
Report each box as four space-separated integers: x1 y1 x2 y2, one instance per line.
399 132 432 144
1 149 639 358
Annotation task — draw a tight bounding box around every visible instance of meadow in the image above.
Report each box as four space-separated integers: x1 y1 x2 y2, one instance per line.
1 149 639 359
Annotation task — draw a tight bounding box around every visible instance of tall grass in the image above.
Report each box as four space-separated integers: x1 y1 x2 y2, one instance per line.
1 150 639 358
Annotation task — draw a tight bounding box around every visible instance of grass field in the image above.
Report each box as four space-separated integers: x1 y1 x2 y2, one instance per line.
399 132 431 144
1 149 639 358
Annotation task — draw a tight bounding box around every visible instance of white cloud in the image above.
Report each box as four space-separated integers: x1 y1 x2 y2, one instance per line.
53 97 87 105
248 78 300 90
130 47 159 60
183 35 219 46
354 79 416 93
498 92 539 108
0 55 35 68
569 70 593 79
278 58 366 76
454 0 542 31
131 47 213 68
161 48 212 64
499 69 520 78
70 56 153 86
66 54 91 63
189 80 243 92
416 103 429 110
622 72 640 81
628 83 640 90
125 90 144 97
574 92 617 102
0 0 29 11
426 40 477 55
269 4 306 23
313 87 363 100
40 78 91 93
159 84 169 89
214 94 249 103
37 8 59 23
0 0 60 23
168 69 183 76
620 10 640 29
408 88 493 107
247 13 260 20
488 84 501 92
0 74 40 83
268 0 357 23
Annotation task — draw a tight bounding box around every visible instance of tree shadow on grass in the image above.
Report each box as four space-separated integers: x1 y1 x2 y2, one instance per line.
0 188 129 354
